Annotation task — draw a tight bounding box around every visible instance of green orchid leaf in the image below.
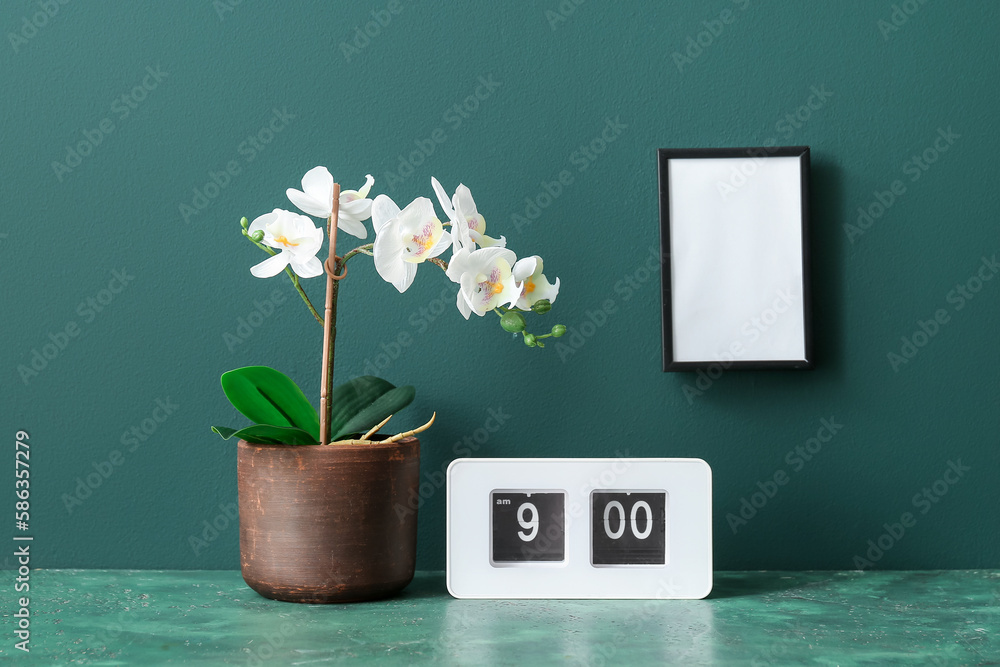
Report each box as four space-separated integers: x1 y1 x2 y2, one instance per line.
211 425 243 440
215 372 415 445
212 424 320 446
220 366 320 439
326 376 393 437
332 384 416 441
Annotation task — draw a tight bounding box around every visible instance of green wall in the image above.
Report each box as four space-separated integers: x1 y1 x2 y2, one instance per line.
3 1 998 571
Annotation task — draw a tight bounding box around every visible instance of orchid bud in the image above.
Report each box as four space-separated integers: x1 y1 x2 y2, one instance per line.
250 230 265 243
500 311 526 333
523 333 537 347
551 325 566 337
240 216 249 230
531 299 552 314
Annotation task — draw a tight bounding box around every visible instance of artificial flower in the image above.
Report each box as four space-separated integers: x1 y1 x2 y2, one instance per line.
431 177 471 252
247 209 324 278
446 247 520 318
512 255 560 309
372 195 450 293
430 177 505 251
286 166 373 239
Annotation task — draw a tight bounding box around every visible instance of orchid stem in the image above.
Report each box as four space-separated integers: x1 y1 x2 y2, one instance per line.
319 183 343 446
245 232 323 326
342 243 374 264
287 269 324 326
428 257 449 272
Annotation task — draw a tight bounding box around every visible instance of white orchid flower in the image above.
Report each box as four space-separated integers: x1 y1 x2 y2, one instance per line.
372 195 450 293
512 255 560 310
430 177 505 252
446 247 521 319
247 209 324 279
431 177 470 252
286 166 374 239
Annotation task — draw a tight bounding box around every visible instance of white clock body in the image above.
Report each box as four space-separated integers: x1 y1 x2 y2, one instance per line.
446 458 712 599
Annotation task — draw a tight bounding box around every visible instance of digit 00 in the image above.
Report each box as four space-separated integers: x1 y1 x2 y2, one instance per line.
604 500 652 540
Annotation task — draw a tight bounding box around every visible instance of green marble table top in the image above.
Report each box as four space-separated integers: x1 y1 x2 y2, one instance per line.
1 570 997 665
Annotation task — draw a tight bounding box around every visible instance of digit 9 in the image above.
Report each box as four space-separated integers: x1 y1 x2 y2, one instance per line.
517 502 538 541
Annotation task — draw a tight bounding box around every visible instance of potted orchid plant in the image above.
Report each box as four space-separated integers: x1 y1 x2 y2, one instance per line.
214 166 563 603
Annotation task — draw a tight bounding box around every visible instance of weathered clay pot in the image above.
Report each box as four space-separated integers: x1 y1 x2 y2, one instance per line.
237 437 419 603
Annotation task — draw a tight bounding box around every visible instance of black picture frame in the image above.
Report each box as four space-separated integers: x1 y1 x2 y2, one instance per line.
657 146 813 372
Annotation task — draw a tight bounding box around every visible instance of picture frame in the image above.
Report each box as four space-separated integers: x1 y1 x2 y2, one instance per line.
657 146 813 371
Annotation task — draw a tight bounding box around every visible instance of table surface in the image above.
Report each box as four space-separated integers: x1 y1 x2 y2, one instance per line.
1 570 997 665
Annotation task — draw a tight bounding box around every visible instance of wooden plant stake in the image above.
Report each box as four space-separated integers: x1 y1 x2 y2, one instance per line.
319 182 344 445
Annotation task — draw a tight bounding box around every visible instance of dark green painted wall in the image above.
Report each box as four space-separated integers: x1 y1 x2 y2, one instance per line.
3 1 997 571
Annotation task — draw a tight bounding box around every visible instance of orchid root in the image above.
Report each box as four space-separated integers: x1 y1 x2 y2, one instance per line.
330 412 436 446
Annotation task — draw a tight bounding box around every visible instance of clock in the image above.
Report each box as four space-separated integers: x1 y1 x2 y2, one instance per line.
446 458 712 599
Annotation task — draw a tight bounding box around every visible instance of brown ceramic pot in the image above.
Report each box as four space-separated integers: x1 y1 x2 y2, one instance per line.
237 437 420 603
